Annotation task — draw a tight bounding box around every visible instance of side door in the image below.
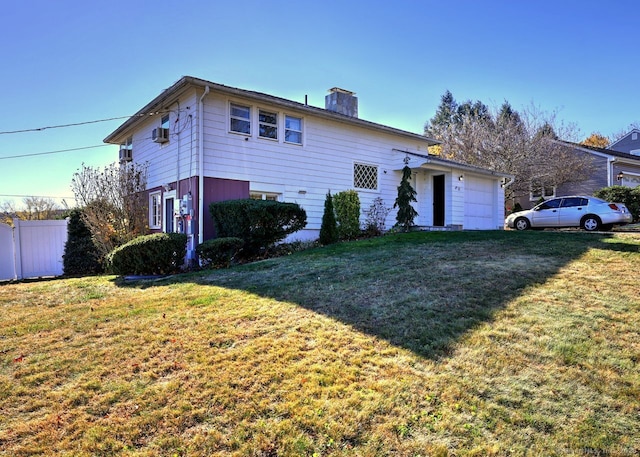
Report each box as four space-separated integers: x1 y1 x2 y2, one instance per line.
530 198 561 227
557 197 588 227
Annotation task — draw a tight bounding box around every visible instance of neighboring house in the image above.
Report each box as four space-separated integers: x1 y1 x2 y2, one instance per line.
513 141 640 210
608 129 640 156
104 76 510 258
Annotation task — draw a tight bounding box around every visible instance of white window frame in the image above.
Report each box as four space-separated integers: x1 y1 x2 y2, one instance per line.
529 180 556 201
258 109 278 140
230 103 251 135
284 115 303 145
250 191 281 201
149 191 162 229
353 162 379 191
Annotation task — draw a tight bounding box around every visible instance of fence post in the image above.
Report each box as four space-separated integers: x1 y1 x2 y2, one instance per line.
13 218 23 280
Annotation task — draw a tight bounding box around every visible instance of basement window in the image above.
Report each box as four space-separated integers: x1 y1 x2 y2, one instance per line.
230 103 251 135
354 163 378 190
250 192 280 201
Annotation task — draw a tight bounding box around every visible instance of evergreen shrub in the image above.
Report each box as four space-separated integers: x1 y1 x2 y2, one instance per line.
209 199 307 256
333 190 361 240
319 191 338 245
63 209 102 276
594 185 640 222
196 237 244 269
106 233 187 275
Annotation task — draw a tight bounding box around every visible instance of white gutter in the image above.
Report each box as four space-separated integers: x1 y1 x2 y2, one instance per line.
198 86 209 244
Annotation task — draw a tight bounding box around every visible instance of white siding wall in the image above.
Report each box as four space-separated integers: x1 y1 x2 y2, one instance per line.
201 93 431 234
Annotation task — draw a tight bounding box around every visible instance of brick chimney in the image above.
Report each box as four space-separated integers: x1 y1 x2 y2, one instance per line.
325 87 358 118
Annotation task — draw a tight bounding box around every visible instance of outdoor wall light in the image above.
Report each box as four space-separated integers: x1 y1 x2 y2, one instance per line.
163 183 172 192
458 175 464 181
617 172 624 182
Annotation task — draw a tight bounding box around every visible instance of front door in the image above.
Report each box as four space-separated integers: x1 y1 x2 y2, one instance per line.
433 175 445 226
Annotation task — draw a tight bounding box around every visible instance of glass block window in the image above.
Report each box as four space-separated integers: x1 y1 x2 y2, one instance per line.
230 103 251 134
259 110 278 139
285 115 302 144
354 163 378 190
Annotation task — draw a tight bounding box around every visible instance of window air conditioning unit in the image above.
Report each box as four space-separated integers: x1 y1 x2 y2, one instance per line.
119 147 133 163
152 127 169 143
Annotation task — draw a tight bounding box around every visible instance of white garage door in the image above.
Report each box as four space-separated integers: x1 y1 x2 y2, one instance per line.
464 176 497 230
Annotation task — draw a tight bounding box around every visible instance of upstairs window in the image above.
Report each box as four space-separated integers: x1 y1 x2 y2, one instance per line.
285 115 302 144
258 110 278 139
354 163 378 190
230 103 251 134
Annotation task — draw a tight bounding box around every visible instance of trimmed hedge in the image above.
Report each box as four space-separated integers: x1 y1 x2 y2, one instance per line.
209 199 307 255
106 233 187 276
196 237 244 269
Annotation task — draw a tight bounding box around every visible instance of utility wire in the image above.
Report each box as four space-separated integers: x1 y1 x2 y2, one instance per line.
0 111 165 135
0 144 113 160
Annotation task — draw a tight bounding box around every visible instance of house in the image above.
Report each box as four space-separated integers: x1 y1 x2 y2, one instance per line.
104 76 511 259
608 129 640 156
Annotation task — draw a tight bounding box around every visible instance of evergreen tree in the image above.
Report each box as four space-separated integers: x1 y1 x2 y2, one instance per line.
394 164 418 231
424 90 457 137
62 208 102 275
319 191 338 245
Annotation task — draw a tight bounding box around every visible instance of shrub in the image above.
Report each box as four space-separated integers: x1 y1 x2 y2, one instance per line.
319 191 338 245
196 237 244 269
63 209 102 276
209 199 307 256
594 185 640 222
394 165 418 231
106 233 187 276
333 190 361 240
363 197 390 237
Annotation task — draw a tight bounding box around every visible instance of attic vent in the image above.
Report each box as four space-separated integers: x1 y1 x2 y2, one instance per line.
325 87 358 118
633 132 638 141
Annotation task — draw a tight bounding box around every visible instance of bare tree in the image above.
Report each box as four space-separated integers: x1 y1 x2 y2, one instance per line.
71 162 148 258
22 196 59 220
1 200 17 225
426 95 595 207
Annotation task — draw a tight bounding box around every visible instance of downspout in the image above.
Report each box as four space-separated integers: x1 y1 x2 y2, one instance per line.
198 85 210 245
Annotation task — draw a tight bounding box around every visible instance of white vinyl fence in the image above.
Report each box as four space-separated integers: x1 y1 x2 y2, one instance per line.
0 219 68 281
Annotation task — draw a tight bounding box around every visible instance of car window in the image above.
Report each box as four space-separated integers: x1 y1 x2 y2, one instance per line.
561 197 585 208
537 199 561 210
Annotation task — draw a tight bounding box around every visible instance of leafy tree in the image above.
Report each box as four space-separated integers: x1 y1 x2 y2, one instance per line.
71 162 148 260
581 132 610 148
319 191 338 245
394 164 418 231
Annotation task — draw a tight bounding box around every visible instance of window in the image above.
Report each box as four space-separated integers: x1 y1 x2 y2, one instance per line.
537 198 561 210
285 115 302 144
230 103 251 134
259 110 278 139
161 114 170 131
354 163 378 190
530 180 555 201
149 192 162 229
250 192 280 201
560 197 588 208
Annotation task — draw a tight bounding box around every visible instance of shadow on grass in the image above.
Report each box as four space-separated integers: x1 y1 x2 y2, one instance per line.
117 230 623 360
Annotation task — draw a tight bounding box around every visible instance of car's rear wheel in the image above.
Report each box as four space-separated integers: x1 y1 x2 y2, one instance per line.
514 217 530 231
581 215 601 231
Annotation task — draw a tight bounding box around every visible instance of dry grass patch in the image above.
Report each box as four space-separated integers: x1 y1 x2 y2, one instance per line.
1 231 639 456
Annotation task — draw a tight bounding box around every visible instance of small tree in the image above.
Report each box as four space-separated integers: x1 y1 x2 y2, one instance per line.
71 162 148 260
63 208 102 275
333 190 361 240
319 191 338 245
394 164 418 231
363 197 391 236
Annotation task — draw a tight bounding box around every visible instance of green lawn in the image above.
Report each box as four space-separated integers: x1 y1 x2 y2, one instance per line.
1 231 639 456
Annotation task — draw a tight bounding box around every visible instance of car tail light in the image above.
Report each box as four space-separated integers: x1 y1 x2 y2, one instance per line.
608 203 620 211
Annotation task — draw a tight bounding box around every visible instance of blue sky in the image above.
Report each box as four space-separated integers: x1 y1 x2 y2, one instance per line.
1 0 638 209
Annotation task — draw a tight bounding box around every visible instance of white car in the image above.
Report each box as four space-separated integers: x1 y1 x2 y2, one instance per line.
505 196 633 231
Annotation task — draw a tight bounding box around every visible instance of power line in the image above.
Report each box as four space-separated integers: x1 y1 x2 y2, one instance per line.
0 112 162 135
0 194 74 200
0 144 113 160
